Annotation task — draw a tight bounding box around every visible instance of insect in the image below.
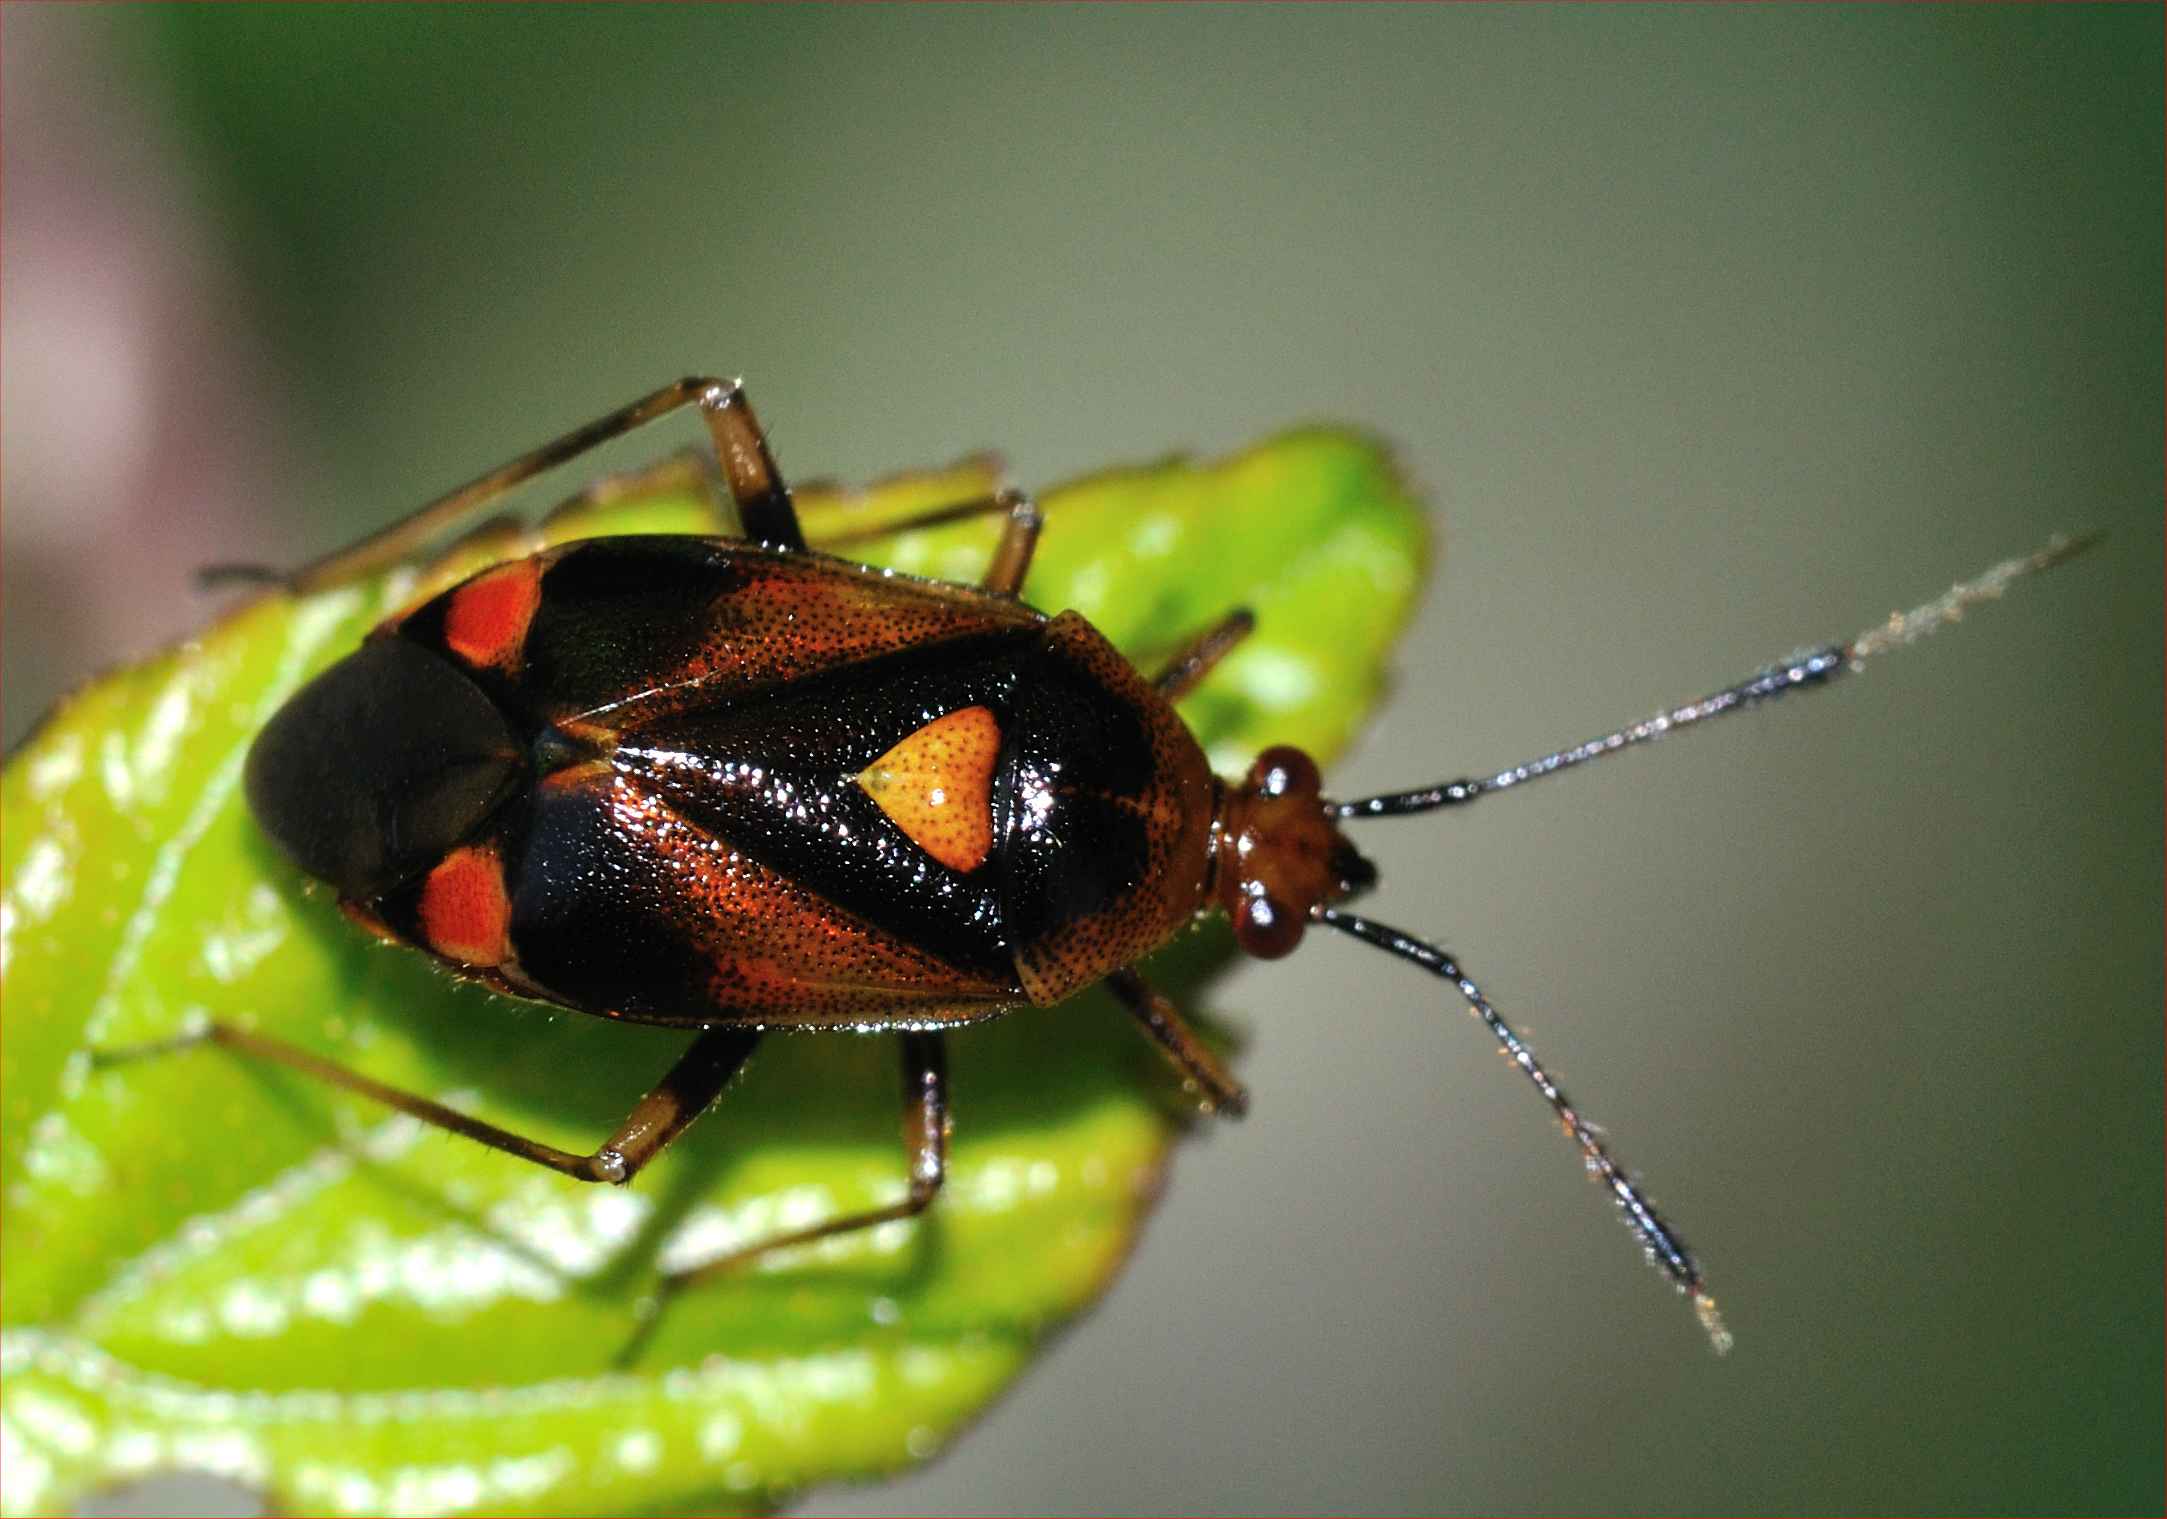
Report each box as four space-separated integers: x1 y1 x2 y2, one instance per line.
93 375 2088 1353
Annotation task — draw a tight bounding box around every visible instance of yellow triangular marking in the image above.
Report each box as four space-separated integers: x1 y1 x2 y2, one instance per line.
858 705 1001 873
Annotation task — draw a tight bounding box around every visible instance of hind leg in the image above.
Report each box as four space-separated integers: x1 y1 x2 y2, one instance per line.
287 376 806 592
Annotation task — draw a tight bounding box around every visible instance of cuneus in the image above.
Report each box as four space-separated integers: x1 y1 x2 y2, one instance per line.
103 376 2091 1358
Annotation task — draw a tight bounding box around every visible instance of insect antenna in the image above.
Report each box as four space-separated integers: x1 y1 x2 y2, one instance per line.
1317 906 1734 1354
1332 532 2098 820
1311 533 2096 1349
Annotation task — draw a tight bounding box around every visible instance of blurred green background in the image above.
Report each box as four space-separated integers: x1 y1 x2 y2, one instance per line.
4 6 2160 1514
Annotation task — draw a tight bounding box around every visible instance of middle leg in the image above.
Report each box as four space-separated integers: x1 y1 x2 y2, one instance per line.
655 1032 950 1295
801 483 1042 596
980 490 1045 598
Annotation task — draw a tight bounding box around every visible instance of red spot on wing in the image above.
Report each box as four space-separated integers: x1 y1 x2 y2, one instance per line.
419 845 512 967
443 560 541 670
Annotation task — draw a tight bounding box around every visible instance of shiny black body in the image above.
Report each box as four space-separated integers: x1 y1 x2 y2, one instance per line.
250 537 1218 1030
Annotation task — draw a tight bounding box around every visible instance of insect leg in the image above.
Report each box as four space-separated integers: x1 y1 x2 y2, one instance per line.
1152 608 1256 702
1105 968 1248 1117
585 1028 765 1183
813 490 1012 546
194 563 290 590
285 376 805 593
652 1033 949 1292
979 490 1045 598
89 1021 759 1185
699 382 805 554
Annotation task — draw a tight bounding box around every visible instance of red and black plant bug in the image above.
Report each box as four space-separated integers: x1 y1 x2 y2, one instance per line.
92 376 2091 1354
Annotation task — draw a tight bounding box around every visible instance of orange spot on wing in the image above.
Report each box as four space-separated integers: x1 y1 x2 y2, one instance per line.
443 560 541 670
858 705 1001 874
419 845 512 967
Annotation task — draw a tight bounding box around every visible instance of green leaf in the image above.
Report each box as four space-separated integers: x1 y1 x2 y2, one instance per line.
0 431 1426 1516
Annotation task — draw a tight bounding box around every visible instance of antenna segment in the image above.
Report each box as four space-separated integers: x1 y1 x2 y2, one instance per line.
1333 533 2097 821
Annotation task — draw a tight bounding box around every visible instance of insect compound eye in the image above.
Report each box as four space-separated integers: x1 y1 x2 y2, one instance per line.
1233 887 1306 959
1250 745 1321 801
245 638 523 899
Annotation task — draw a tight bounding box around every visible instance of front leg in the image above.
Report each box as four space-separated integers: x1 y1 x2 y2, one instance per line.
1107 967 1248 1117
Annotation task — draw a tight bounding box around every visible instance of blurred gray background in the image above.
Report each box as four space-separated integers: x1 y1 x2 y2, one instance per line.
6 7 2160 1514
